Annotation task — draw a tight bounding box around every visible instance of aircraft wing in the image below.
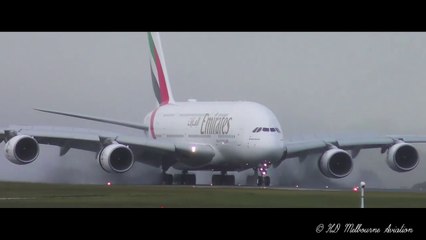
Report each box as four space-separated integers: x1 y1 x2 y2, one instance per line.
283 135 426 159
34 109 149 131
281 135 426 178
0 126 175 161
0 126 216 169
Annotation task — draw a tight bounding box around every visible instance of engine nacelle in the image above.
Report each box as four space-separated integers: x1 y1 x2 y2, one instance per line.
386 142 419 172
4 135 39 165
319 148 353 178
98 144 134 173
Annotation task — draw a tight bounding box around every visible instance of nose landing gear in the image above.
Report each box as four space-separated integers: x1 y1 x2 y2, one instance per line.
246 161 272 186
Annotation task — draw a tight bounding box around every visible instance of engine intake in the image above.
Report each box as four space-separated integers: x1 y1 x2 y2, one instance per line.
319 148 353 178
98 144 134 173
386 142 419 172
4 135 39 165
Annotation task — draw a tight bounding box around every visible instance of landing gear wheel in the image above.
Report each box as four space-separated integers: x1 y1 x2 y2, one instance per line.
212 175 235 186
173 174 196 185
223 175 235 186
162 174 173 185
185 174 196 185
246 175 258 186
264 176 271 186
212 175 222 185
173 174 183 185
257 176 271 186
257 176 264 186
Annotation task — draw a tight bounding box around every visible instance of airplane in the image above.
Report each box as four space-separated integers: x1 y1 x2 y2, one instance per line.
1 32 425 186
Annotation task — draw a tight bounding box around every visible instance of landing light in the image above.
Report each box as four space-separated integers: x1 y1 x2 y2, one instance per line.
191 146 196 153
353 186 359 192
107 182 112 186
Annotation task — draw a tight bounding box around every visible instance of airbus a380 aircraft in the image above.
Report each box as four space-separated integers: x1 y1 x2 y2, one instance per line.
1 32 425 186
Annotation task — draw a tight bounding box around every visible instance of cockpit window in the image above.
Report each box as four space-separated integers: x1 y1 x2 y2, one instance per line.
252 127 282 134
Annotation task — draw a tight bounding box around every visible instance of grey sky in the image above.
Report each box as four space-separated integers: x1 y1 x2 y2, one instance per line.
1 32 426 188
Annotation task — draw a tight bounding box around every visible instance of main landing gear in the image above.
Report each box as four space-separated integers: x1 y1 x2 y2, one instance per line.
161 162 272 186
174 171 196 185
162 170 196 185
246 161 271 186
211 171 235 186
162 173 173 185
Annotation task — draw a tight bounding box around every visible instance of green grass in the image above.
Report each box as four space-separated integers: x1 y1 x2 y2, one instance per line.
0 182 426 208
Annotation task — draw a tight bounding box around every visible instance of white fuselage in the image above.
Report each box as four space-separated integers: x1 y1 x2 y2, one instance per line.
144 101 284 171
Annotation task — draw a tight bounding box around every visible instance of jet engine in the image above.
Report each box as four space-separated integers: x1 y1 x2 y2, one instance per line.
98 144 134 173
386 142 419 172
319 148 353 178
4 135 39 165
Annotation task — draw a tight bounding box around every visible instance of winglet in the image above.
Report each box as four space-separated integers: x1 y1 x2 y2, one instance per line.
148 32 175 105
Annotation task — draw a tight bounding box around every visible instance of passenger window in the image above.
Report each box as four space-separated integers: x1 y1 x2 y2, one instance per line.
263 128 269 132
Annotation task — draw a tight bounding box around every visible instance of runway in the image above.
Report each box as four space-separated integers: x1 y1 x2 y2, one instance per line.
1 181 425 208
0 197 36 200
189 184 417 193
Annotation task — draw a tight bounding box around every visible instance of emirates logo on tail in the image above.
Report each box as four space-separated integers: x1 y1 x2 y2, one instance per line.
148 32 175 105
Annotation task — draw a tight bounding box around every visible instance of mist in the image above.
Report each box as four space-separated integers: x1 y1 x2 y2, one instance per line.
1 32 426 188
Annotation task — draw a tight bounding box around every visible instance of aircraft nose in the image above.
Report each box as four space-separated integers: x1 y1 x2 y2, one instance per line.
247 136 283 163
